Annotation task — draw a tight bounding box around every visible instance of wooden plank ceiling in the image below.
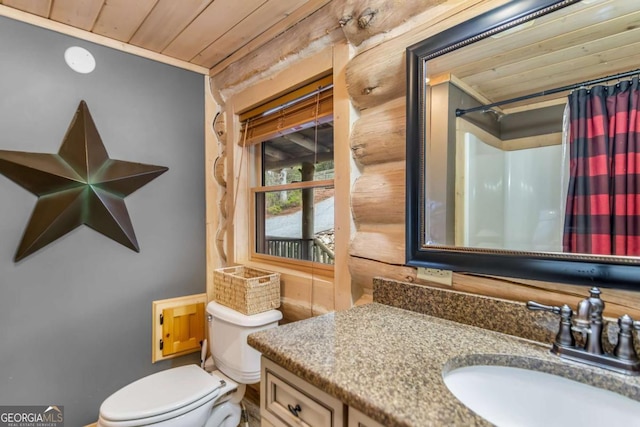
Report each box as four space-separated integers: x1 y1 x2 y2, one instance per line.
427 0 640 111
0 0 329 72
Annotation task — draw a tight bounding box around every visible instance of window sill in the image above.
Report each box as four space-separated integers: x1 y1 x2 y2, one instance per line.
246 254 334 280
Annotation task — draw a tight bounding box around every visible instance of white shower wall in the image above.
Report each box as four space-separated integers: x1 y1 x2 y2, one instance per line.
463 133 505 248
463 133 563 252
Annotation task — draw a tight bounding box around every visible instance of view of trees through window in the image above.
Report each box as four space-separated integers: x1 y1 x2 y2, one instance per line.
256 121 335 265
264 160 334 216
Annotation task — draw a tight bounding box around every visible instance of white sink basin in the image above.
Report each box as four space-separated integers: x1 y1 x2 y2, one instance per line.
443 365 640 426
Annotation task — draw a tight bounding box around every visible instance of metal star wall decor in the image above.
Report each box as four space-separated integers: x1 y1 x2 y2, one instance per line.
0 100 168 262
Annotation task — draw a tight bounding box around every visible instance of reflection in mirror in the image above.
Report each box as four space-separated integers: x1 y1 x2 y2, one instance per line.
455 122 565 252
406 0 640 288
423 79 569 252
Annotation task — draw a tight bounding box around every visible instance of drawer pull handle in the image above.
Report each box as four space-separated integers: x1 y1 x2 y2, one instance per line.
287 403 302 417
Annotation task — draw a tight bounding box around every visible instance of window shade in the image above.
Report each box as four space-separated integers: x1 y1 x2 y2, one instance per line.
240 77 333 146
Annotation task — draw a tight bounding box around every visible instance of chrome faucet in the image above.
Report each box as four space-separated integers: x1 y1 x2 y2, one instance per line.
527 287 640 376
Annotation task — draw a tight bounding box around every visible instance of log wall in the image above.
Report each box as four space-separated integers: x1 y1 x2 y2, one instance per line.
344 0 640 317
209 0 640 321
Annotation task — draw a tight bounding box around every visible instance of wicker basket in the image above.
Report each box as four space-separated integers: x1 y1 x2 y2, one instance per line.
213 266 281 315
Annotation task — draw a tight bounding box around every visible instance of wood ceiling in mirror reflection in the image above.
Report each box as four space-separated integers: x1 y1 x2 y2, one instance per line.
0 0 330 73
426 0 640 110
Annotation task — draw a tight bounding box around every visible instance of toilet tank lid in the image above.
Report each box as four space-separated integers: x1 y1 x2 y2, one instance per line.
206 301 282 326
99 365 221 422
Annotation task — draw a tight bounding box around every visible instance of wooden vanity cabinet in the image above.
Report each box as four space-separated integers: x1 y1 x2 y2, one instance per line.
260 357 384 427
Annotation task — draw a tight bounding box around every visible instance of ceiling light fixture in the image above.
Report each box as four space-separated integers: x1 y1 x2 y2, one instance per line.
64 46 96 74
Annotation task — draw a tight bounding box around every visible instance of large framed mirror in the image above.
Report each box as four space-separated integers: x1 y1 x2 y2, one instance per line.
406 0 640 289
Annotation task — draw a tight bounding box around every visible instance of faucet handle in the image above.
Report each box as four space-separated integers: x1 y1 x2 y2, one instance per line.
527 301 575 347
526 301 561 314
614 315 639 362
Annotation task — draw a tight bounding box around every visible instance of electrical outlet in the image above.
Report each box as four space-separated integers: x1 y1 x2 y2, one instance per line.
417 267 453 286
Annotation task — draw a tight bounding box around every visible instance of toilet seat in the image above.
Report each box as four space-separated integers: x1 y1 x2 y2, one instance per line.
99 365 224 426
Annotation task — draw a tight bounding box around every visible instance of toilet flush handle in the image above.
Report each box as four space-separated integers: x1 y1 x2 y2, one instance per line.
207 314 213 323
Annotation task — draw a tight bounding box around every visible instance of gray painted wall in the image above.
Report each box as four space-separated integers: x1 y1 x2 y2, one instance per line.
0 16 205 426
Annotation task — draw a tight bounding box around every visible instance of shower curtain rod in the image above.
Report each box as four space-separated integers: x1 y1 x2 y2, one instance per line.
455 68 640 117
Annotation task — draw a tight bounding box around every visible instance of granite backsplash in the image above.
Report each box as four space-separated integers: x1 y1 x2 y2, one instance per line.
373 277 640 356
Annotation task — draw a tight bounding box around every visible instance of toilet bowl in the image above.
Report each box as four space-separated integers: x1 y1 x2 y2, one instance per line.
97 302 281 427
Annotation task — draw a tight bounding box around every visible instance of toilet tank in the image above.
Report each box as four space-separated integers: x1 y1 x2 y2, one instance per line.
207 301 282 384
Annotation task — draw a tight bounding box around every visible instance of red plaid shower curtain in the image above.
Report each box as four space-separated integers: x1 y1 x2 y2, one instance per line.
563 77 640 255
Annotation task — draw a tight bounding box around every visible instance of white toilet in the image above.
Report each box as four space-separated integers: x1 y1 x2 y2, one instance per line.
97 301 282 427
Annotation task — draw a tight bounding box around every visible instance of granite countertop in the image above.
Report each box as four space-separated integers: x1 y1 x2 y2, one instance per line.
248 302 640 426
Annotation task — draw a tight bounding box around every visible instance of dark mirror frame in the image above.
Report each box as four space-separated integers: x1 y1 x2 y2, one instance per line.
406 0 640 291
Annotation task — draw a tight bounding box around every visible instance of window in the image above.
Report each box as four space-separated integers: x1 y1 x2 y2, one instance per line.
241 77 334 266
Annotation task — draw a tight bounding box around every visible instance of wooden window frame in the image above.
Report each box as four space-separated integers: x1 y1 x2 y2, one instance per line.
224 44 353 314
242 77 335 272
250 179 336 275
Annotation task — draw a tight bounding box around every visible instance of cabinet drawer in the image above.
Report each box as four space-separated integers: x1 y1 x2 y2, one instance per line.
261 357 345 427
265 372 333 426
348 407 385 427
